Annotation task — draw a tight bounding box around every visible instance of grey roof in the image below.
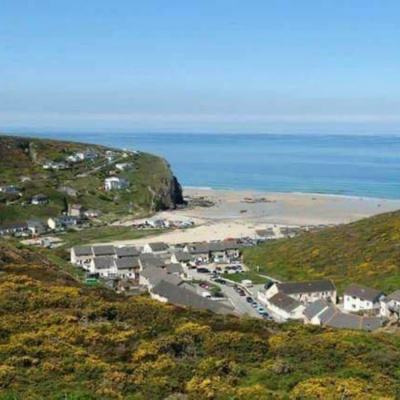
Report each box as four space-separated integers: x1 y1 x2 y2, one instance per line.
151 280 234 315
73 245 93 256
303 299 329 320
344 283 383 302
268 292 303 312
277 279 336 295
93 257 115 269
115 246 140 258
387 290 400 302
115 257 140 270
141 267 182 286
139 254 165 268
173 251 192 262
208 242 226 252
187 243 210 254
92 245 115 256
224 240 240 250
148 242 169 252
318 306 383 331
256 229 274 237
165 263 184 275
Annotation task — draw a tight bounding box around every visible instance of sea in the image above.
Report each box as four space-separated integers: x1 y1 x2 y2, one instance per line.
6 132 400 199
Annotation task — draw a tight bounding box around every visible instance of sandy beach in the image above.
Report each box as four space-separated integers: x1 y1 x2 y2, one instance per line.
108 188 400 246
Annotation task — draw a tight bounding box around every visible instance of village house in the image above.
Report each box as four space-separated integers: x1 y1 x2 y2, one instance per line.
185 243 211 264
264 279 337 305
70 246 93 267
150 280 235 315
115 246 140 258
92 245 116 258
381 290 400 319
27 220 47 236
47 216 78 231
104 177 129 191
255 228 275 241
303 299 330 324
68 204 85 218
165 263 186 278
115 257 140 280
0 222 29 237
139 266 183 289
343 283 384 314
31 194 48 205
209 242 228 262
171 251 192 266
143 242 170 255
89 257 116 277
138 253 166 269
263 292 305 321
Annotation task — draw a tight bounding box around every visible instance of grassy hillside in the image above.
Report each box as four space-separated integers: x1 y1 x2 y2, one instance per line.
0 239 400 398
244 210 400 293
0 134 183 223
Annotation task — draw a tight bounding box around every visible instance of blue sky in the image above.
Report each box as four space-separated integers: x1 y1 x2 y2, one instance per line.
1 0 400 134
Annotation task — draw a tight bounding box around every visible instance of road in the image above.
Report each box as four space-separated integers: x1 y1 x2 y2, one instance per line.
185 267 262 318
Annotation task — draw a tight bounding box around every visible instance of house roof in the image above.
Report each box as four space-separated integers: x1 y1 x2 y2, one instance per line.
141 267 182 286
255 229 273 237
148 242 169 252
0 221 28 230
277 279 336 295
165 263 184 275
139 254 165 268
173 251 192 262
93 257 115 269
151 280 234 315
224 240 240 250
208 242 226 252
344 283 383 302
115 246 140 258
73 245 93 256
92 245 115 256
115 257 140 270
187 243 210 254
303 299 329 320
387 290 400 302
318 306 383 331
268 292 303 313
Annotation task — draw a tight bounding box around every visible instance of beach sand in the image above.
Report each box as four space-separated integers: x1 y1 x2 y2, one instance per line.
107 188 400 246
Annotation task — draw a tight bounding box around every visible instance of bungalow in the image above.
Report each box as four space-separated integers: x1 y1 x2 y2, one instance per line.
343 283 384 314
92 245 116 258
47 216 78 230
104 177 129 191
115 246 140 258
138 253 166 269
262 292 305 321
139 266 183 289
27 220 47 236
380 290 400 319
68 204 85 218
31 194 48 205
89 257 116 277
70 245 93 267
264 279 337 305
316 305 383 332
143 242 170 255
171 251 192 266
0 222 29 237
150 280 235 315
185 243 210 264
115 257 140 279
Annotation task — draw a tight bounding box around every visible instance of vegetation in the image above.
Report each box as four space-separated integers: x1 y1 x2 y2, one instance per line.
1 238 400 398
0 134 183 223
244 209 400 293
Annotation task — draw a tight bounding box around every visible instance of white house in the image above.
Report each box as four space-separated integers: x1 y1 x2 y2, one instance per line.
104 177 129 191
143 242 170 255
259 291 305 320
89 257 116 277
380 290 400 319
343 283 384 314
265 280 337 305
70 246 94 267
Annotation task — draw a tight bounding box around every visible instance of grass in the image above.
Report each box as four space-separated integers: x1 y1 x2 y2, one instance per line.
243 209 400 293
58 226 167 248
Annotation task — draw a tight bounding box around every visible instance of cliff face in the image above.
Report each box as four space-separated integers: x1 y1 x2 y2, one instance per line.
0 134 184 222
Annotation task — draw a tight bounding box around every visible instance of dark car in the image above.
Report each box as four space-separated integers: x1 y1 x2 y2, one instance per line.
246 296 253 303
214 278 226 284
197 267 210 273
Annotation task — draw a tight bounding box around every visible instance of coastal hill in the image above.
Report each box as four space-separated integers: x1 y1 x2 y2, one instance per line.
244 209 400 293
0 134 184 223
0 238 399 398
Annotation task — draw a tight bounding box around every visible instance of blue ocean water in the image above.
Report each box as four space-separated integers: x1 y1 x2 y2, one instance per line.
7 132 400 199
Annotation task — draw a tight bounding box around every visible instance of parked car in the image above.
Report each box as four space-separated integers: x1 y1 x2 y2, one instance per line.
197 267 210 274
214 278 226 284
246 296 253 303
257 306 266 314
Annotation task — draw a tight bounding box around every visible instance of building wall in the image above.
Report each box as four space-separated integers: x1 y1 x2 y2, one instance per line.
343 295 381 313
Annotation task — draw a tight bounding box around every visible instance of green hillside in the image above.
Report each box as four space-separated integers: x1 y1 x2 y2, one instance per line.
244 210 400 293
0 238 400 399
0 134 183 223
